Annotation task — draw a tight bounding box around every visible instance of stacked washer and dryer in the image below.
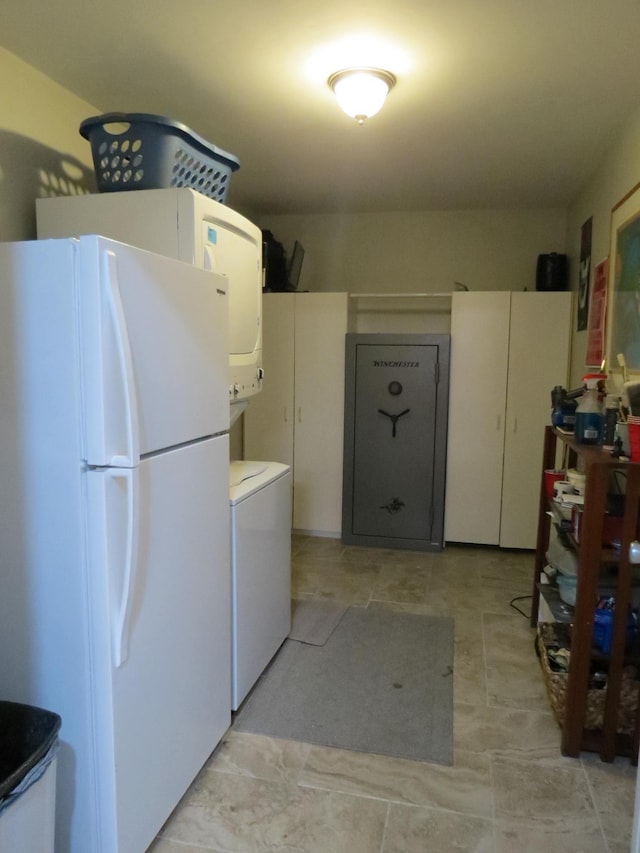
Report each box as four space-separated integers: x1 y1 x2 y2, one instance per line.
37 187 292 713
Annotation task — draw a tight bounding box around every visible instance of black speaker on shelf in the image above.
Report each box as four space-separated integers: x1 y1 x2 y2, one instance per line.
536 253 568 291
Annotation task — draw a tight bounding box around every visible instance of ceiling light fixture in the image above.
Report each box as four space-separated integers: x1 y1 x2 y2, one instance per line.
328 67 396 124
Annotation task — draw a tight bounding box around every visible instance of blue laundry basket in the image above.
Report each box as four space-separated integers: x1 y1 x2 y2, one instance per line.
80 112 240 203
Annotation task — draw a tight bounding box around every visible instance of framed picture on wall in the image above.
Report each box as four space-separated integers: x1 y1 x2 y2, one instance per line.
607 181 640 371
585 257 608 367
577 217 592 331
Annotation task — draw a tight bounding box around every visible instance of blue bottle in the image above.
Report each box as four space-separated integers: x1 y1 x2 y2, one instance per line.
551 386 577 430
574 374 606 445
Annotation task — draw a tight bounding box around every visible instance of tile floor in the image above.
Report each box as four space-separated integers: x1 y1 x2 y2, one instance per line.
150 535 638 852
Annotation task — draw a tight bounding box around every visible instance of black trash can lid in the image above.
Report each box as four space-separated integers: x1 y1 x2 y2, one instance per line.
0 701 62 799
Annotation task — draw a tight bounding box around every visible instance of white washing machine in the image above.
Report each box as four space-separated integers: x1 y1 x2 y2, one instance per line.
229 461 292 710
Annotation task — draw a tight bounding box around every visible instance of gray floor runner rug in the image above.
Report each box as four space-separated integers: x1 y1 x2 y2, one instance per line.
234 607 454 765
288 599 348 645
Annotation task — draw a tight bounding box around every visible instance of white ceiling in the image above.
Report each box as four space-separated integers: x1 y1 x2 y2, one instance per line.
3 0 640 215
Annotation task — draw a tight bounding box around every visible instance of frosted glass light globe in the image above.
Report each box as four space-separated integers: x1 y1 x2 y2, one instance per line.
328 68 396 124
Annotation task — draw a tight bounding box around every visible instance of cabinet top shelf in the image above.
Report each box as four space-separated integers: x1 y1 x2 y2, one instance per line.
550 426 639 469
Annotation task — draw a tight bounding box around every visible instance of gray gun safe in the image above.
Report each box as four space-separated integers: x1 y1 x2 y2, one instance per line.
342 334 450 551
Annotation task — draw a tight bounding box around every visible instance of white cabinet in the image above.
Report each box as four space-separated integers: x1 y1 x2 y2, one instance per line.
444 292 510 546
444 291 572 549
244 292 350 536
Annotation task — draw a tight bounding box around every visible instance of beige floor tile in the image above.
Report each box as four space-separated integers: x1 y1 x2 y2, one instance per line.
330 558 383 579
291 555 347 576
581 752 637 850
494 821 607 852
454 669 488 706
370 566 431 604
149 536 640 852
478 569 532 593
476 586 532 617
295 537 346 558
207 731 311 784
299 745 493 817
428 563 483 589
344 545 442 570
148 839 224 853
482 611 537 649
454 702 561 759
436 544 486 567
158 769 388 853
290 563 349 597
441 546 531 588
340 544 389 560
475 550 534 579
453 610 483 634
290 572 319 599
382 803 495 853
292 558 380 595
312 571 377 605
340 545 402 565
415 586 484 619
485 658 551 711
491 755 600 829
483 612 549 710
292 591 314 602
366 599 438 616
453 626 488 706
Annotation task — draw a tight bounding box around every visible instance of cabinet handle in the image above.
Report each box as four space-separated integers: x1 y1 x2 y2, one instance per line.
284 407 288 423
298 406 302 423
513 417 518 433
497 415 501 431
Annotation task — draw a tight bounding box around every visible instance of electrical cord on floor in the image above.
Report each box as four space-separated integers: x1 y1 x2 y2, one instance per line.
510 594 532 618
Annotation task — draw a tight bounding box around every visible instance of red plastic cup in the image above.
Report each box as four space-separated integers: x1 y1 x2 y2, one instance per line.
544 469 565 499
628 422 640 460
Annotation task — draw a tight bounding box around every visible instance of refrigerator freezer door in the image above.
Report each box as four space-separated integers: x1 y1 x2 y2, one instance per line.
79 237 229 467
86 435 231 852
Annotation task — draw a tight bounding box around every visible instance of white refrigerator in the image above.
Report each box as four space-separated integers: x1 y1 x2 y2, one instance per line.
37 187 264 404
0 236 231 852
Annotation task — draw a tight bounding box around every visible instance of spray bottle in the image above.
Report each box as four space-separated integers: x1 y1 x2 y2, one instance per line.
574 373 607 445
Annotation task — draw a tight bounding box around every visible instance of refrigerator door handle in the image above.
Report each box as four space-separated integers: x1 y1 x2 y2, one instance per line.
103 249 140 467
110 466 140 668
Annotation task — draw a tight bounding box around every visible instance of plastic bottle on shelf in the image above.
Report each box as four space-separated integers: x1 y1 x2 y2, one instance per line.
574 373 607 445
603 394 619 447
551 385 577 430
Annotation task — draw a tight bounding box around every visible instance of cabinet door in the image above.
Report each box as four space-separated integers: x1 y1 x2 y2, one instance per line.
444 292 510 545
499 292 571 548
243 294 295 467
293 293 349 535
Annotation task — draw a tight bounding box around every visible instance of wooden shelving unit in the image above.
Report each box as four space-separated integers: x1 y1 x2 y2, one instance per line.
530 425 640 762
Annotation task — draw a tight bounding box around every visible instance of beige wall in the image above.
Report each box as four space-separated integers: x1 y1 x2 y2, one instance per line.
259 208 567 334
259 209 568 294
2 44 638 384
566 104 640 388
0 48 97 242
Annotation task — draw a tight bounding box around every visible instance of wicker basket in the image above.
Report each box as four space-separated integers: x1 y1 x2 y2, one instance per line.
536 622 639 735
